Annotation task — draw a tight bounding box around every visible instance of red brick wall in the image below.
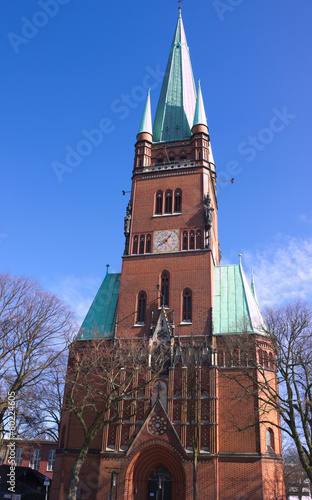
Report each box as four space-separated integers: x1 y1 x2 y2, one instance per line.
117 251 214 337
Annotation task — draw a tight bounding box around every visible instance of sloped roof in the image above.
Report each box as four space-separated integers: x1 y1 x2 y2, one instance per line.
152 8 197 142
213 263 265 335
77 264 264 340
77 272 120 340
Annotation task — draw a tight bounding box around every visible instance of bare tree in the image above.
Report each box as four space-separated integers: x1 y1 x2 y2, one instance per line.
0 272 76 444
16 352 68 441
284 447 311 500
174 337 210 500
63 337 166 500
222 301 312 488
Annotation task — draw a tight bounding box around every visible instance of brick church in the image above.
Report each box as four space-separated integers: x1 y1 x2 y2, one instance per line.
51 8 286 500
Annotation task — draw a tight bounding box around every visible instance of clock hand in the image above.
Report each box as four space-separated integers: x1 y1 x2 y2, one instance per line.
160 236 170 245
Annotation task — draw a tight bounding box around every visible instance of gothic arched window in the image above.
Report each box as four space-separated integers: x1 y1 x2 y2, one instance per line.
218 350 224 367
266 428 275 452
133 235 138 254
146 234 151 253
232 349 240 367
155 191 163 215
182 288 192 322
196 230 202 249
139 235 145 254
174 189 182 213
258 350 264 367
137 291 146 324
189 230 195 250
183 231 188 250
225 351 231 367
165 190 172 214
151 380 168 409
161 271 170 307
269 352 274 370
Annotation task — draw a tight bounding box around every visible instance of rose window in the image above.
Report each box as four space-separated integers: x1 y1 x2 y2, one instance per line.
148 415 167 436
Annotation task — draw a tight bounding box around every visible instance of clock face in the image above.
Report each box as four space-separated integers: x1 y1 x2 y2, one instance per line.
154 230 179 253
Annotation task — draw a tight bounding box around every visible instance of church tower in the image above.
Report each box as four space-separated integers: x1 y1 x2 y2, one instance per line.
51 9 286 500
118 6 218 344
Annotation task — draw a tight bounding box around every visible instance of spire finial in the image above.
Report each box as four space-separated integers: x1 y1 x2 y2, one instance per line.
138 89 153 136
106 264 110 276
238 254 242 265
192 79 208 128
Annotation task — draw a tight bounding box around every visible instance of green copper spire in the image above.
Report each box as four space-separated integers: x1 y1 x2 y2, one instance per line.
193 80 208 128
153 8 196 142
138 89 153 136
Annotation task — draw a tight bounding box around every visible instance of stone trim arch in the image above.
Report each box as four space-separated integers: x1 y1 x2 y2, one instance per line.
125 443 186 499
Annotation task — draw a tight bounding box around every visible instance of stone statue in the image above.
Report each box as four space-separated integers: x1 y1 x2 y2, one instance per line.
124 201 132 237
123 200 132 255
204 194 214 230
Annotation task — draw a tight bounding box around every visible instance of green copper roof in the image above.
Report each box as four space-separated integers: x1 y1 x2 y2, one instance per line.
213 263 265 335
153 8 196 143
77 272 120 340
193 80 207 128
138 89 153 136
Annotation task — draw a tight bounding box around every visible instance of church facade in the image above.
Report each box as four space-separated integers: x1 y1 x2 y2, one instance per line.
51 9 286 500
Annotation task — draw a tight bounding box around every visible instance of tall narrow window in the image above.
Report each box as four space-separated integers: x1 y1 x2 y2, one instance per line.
155 191 163 215
47 449 56 472
266 428 275 452
174 189 182 212
30 449 41 470
225 351 231 367
182 288 192 322
232 349 240 366
263 351 269 369
218 350 224 367
165 190 172 214
189 230 195 250
161 271 170 307
137 291 146 324
146 234 151 253
183 231 188 250
133 235 138 254
196 230 202 249
269 352 274 370
139 235 145 254
16 448 23 466
258 350 264 367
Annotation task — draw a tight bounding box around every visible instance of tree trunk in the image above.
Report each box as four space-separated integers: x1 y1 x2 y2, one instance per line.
193 450 198 500
66 442 90 500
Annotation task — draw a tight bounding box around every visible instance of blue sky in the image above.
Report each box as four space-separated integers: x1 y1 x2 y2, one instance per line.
1 0 312 323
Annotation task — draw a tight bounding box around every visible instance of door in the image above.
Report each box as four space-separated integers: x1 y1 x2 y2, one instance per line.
147 467 172 500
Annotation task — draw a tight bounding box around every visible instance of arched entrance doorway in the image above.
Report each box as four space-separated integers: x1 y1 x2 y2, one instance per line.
147 467 172 499
125 444 185 500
